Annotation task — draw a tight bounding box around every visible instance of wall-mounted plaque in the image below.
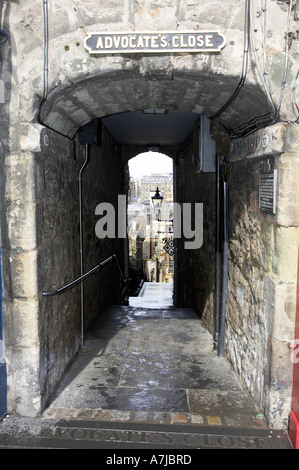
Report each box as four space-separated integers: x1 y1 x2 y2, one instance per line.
84 31 226 55
259 169 277 214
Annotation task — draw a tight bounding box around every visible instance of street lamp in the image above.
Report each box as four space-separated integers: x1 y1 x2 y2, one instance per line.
151 187 163 222
151 187 163 206
151 187 164 281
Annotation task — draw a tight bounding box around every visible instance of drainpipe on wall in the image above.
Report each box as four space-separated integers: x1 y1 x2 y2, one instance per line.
78 143 89 349
122 162 129 280
218 181 229 357
173 158 178 307
289 246 299 449
214 155 222 349
0 248 7 418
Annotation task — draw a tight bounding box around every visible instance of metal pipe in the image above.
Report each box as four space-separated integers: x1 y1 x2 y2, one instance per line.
214 155 221 349
42 254 126 297
78 144 89 348
42 259 112 297
122 162 130 279
173 157 178 306
218 181 229 357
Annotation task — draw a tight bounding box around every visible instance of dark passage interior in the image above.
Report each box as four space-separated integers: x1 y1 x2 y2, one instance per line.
39 109 264 432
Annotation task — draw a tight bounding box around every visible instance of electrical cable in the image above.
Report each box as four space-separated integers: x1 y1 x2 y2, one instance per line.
210 0 251 120
228 0 298 136
253 0 276 114
260 0 275 106
38 0 49 123
38 0 73 139
0 29 8 46
291 69 299 119
213 0 298 137
275 0 293 121
42 0 49 101
0 4 9 47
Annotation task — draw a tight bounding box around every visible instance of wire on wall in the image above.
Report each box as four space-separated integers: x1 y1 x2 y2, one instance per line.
212 0 298 137
275 0 293 121
210 0 251 120
0 3 9 47
0 29 8 47
241 0 298 132
251 0 276 115
38 0 74 139
292 69 299 119
42 0 49 102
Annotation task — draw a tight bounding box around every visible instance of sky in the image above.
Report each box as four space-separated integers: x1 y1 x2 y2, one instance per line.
129 152 173 181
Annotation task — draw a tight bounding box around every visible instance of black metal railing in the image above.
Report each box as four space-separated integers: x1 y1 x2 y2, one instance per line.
42 254 129 301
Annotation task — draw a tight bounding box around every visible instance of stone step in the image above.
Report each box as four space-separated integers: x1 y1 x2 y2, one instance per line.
0 417 292 449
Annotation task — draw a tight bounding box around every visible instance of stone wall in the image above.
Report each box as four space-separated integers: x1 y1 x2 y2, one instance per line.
79 125 124 334
175 134 217 328
225 124 299 429
175 122 299 429
2 121 124 415
37 127 81 411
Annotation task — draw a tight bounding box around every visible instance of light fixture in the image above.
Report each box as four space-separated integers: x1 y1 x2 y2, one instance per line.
143 109 168 115
147 145 161 152
151 187 164 206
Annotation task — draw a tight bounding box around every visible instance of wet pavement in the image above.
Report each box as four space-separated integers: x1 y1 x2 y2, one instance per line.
0 283 293 449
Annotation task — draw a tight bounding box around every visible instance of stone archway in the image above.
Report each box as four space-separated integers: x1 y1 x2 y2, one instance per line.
1 0 299 426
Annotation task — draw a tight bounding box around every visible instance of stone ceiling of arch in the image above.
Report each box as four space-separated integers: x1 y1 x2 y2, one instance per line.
31 0 295 142
40 67 271 140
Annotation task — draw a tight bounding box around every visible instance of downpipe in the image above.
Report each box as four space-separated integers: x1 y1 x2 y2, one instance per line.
218 181 229 357
214 155 222 349
78 143 90 349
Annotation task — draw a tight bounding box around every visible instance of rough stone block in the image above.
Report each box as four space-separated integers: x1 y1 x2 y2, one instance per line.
5 153 36 204
9 249 38 298
134 5 178 30
20 124 43 153
10 299 39 347
273 226 299 282
264 338 293 429
277 154 299 227
7 201 37 251
8 346 42 417
272 281 297 342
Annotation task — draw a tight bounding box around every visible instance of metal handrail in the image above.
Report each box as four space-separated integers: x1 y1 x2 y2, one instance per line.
42 254 126 297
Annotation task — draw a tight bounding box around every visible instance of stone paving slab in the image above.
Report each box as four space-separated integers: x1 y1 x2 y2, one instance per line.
43 307 267 429
6 282 289 449
0 283 293 449
42 406 267 430
43 298 270 433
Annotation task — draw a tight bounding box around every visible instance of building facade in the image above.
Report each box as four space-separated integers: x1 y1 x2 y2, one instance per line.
140 173 173 204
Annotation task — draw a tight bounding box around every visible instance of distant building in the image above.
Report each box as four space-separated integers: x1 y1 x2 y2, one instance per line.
140 173 173 204
129 177 140 202
128 174 174 283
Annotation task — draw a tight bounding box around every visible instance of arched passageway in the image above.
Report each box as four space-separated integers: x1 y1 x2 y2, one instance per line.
1 1 299 442
127 151 174 289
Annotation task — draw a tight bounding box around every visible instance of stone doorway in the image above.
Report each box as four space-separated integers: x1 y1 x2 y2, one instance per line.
1 1 298 434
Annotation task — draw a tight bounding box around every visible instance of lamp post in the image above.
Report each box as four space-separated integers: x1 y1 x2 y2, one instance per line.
151 187 163 208
151 187 164 281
